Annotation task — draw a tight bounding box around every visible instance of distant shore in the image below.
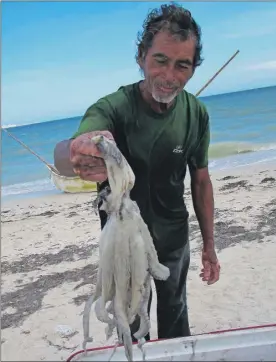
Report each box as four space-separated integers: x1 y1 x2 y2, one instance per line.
1 160 276 361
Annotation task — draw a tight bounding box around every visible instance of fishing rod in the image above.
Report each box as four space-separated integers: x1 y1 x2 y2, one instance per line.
195 50 240 97
2 127 57 173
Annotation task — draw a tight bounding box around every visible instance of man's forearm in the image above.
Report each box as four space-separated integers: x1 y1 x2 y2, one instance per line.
191 179 214 249
54 139 76 177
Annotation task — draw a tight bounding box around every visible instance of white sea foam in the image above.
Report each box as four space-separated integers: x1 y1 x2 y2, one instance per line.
209 148 276 171
1 178 56 198
2 124 17 129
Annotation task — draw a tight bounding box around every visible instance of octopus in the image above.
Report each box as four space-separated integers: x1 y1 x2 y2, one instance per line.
82 135 170 361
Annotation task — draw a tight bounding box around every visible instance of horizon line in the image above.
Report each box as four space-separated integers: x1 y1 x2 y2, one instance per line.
2 84 275 128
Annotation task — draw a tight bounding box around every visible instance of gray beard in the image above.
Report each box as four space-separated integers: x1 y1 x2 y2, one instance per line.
152 89 178 104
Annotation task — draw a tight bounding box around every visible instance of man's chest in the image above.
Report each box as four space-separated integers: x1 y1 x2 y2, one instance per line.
118 112 198 174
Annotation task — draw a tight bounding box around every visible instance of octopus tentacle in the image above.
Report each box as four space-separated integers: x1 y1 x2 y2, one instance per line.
104 300 117 340
133 274 151 340
138 337 147 361
82 267 102 351
128 231 148 320
95 296 113 324
138 217 170 281
105 318 116 341
98 218 117 321
106 300 114 314
113 292 133 362
112 217 134 361
108 339 120 362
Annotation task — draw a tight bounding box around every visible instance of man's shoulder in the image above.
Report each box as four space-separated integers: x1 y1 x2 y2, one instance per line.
179 89 208 118
96 82 138 110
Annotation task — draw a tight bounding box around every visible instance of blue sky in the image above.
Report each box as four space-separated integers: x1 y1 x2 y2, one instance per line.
2 1 276 126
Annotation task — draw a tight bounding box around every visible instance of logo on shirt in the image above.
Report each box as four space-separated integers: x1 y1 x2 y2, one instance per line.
173 145 184 154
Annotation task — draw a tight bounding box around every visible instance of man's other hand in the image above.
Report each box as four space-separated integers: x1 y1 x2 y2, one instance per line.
200 247 220 285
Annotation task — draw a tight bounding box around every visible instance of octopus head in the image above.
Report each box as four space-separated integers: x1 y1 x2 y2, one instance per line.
92 135 123 167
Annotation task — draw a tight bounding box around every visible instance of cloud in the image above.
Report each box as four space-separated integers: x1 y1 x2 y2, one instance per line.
246 60 276 71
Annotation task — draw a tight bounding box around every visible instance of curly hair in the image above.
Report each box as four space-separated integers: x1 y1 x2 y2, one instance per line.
136 2 203 68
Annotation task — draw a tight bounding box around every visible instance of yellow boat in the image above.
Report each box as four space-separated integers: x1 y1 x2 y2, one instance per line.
47 165 97 193
2 128 97 194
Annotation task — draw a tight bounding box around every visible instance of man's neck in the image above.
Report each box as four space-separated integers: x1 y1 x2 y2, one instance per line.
139 80 175 114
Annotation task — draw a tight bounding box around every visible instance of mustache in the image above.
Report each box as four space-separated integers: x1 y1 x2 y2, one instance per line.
153 80 179 90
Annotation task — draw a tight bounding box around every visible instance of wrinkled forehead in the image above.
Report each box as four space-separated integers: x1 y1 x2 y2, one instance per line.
147 30 196 63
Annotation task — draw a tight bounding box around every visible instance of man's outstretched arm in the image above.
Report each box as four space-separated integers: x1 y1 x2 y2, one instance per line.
54 139 75 176
53 98 115 177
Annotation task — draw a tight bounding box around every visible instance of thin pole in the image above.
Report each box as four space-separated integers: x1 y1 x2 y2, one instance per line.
195 50 240 97
2 127 58 173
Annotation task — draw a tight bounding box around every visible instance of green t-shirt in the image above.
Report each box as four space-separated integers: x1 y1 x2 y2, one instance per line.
72 82 210 224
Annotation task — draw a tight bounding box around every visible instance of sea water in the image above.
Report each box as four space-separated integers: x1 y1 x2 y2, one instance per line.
1 86 276 201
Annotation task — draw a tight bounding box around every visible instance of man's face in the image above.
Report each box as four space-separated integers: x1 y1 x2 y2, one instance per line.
140 31 196 103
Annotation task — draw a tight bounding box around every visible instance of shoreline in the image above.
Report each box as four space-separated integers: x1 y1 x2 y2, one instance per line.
2 155 276 206
2 159 275 210
1 159 276 361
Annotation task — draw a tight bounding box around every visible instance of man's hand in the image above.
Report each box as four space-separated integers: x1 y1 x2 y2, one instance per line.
70 130 114 182
200 247 220 285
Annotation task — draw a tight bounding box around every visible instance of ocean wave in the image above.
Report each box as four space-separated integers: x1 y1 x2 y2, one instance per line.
209 142 276 159
2 124 17 129
2 142 276 199
1 178 55 198
209 148 276 171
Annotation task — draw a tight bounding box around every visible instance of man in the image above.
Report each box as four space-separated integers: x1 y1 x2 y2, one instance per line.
54 3 220 341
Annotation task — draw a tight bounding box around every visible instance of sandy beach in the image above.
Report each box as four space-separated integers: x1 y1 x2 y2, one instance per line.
1 161 276 361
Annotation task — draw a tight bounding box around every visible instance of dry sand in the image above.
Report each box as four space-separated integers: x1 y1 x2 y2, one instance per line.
1 162 276 361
